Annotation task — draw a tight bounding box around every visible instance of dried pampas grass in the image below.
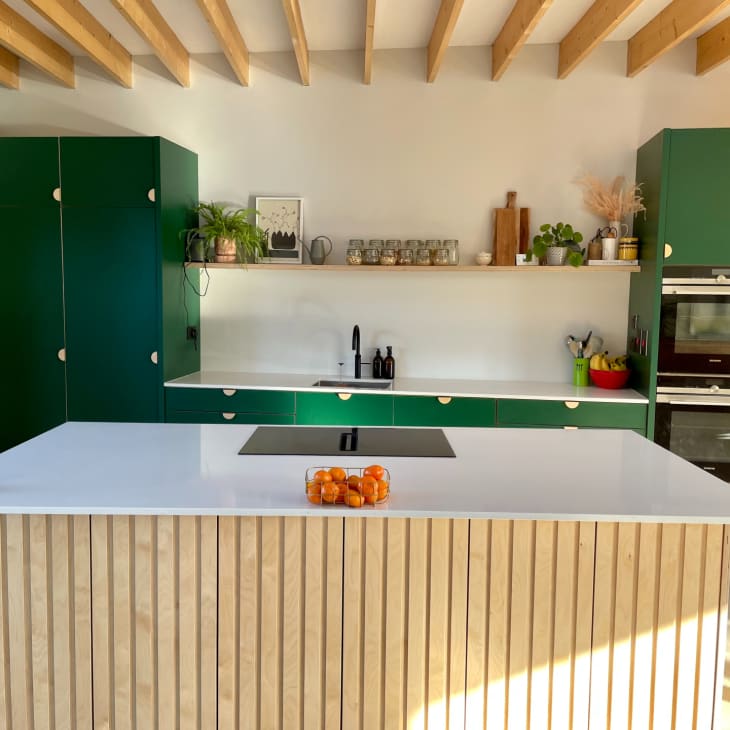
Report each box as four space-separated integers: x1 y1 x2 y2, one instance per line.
575 175 646 221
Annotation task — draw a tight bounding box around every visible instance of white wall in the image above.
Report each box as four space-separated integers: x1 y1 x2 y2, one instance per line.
4 42 730 380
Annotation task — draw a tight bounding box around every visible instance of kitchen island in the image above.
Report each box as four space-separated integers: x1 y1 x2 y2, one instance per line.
0 422 727 730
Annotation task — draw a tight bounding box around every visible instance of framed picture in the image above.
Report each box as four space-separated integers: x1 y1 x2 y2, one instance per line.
255 197 304 263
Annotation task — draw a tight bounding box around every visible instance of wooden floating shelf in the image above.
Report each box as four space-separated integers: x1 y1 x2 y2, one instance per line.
185 263 641 273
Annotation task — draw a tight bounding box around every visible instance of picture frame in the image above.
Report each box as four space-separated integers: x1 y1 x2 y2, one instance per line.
255 196 304 264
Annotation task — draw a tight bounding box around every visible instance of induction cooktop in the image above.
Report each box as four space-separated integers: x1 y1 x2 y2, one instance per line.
239 427 455 458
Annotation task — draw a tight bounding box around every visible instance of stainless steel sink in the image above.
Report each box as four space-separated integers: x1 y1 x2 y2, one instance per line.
311 379 393 390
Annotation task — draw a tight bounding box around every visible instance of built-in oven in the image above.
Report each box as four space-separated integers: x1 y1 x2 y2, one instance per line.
659 266 730 375
655 375 730 482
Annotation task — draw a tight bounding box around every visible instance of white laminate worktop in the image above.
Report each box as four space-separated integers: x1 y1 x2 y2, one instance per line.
165 371 648 404
0 422 725 522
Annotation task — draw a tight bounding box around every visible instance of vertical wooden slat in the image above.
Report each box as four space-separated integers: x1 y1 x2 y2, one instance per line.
530 521 556 730
112 516 133 730
363 518 386 730
91 515 112 730
0 516 11 730
427 519 450 729
304 517 324 729
486 520 511 730
239 516 259 730
178 517 199 730
200 516 218 730
448 519 469 729
383 518 407 730
260 517 282 730
73 515 93 730
406 518 429 730
282 517 304 730
573 522 596 730
157 515 177 730
51 516 72 730
218 516 238 730
324 518 343 730
466 520 489 729
609 522 639 730
343 517 363 729
695 525 723 729
29 515 51 730
652 523 683 730
134 515 155 730
551 522 578 730
712 526 730 730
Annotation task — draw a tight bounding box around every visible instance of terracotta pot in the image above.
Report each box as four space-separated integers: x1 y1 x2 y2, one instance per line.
214 237 237 263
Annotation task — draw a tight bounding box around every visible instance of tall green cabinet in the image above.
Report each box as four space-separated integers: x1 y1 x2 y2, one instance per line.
0 136 200 451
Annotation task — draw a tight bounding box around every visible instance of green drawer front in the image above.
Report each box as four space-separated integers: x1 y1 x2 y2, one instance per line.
166 387 295 414
393 396 495 427
497 399 647 429
295 392 393 426
166 410 295 425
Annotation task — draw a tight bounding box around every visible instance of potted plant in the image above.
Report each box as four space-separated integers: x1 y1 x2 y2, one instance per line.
527 222 584 267
185 202 267 263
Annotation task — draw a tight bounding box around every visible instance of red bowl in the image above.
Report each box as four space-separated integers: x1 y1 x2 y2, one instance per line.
589 368 631 389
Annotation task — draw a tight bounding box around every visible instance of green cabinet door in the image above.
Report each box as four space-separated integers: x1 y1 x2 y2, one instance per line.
665 129 730 266
63 207 160 422
166 387 295 414
295 392 393 426
0 138 59 207
60 137 156 208
393 396 496 426
1 208 66 451
497 399 647 430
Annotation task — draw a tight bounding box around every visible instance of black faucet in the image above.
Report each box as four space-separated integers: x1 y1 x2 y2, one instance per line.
352 324 361 378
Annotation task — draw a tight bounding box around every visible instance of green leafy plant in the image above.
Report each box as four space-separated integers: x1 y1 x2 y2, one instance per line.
527 222 585 267
185 201 267 262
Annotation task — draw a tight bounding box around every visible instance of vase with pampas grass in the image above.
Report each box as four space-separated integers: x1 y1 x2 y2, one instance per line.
576 175 646 240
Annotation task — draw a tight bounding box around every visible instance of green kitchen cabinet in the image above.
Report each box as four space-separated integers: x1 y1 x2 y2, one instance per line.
295 392 393 426
0 207 66 451
497 399 647 431
0 138 60 207
166 387 295 415
393 395 495 427
166 411 295 425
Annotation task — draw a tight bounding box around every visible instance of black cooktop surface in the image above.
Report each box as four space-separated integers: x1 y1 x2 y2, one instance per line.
239 426 455 458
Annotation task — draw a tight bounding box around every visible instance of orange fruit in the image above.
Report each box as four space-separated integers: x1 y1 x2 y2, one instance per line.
347 474 361 491
346 489 363 508
313 470 333 483
360 476 377 497
329 467 347 482
306 480 322 504
335 481 348 503
322 481 339 504
363 464 385 481
377 479 389 501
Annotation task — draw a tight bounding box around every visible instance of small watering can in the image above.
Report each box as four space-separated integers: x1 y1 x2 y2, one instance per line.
303 235 333 265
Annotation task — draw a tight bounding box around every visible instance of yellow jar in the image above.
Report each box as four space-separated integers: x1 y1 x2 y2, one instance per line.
618 237 639 260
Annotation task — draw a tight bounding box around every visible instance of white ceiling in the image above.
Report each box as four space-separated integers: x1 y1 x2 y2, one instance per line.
4 0 730 57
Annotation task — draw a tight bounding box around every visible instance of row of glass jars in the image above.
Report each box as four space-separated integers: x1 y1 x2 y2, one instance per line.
346 239 459 266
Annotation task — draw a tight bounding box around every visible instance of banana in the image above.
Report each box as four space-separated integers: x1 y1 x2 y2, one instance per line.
589 354 602 370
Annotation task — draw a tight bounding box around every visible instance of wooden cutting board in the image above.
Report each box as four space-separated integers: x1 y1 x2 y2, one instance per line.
493 191 519 266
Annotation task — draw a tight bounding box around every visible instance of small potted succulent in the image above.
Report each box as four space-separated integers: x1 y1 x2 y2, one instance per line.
527 222 584 267
185 202 267 263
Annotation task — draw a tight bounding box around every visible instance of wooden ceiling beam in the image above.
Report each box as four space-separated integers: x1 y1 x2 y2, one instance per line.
195 0 249 86
23 0 132 86
0 44 18 88
492 0 553 80
363 0 375 84
111 0 190 86
0 1 74 87
427 0 464 83
697 16 730 75
558 0 644 79
281 0 309 85
627 0 730 77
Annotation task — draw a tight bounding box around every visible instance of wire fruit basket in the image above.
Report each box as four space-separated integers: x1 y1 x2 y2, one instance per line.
305 466 390 508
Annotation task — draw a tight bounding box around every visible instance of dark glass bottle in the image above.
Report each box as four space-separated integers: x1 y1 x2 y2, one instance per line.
372 348 384 379
383 346 395 379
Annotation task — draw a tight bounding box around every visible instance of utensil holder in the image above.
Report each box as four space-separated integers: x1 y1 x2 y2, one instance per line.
573 358 590 387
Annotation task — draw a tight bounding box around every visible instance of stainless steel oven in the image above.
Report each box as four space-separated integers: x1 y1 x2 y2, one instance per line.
659 266 730 375
655 375 730 482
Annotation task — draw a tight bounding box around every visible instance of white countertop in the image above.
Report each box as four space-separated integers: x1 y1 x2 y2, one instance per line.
165 371 647 404
0 422 725 523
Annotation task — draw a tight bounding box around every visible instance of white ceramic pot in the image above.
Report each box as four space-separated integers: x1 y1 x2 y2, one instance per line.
475 251 492 265
545 246 567 266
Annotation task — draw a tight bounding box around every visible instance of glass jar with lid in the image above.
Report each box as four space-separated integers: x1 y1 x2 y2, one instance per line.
415 241 431 266
346 239 363 265
362 245 380 265
426 239 441 264
444 239 459 266
397 246 414 265
379 247 397 265
432 245 449 266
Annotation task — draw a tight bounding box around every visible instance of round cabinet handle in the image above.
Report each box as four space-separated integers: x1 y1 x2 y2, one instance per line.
221 412 236 421
147 188 156 203
711 384 720 393
718 274 728 283
564 401 580 410
564 426 579 430
337 393 352 401
664 243 673 259
150 351 158 365
437 396 452 405
57 348 66 362
222 389 237 397
52 187 61 202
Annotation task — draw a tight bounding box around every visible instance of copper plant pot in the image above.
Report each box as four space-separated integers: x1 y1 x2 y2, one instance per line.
214 237 237 263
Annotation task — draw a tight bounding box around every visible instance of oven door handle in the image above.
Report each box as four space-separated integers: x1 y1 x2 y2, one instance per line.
662 285 730 295
656 393 730 406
